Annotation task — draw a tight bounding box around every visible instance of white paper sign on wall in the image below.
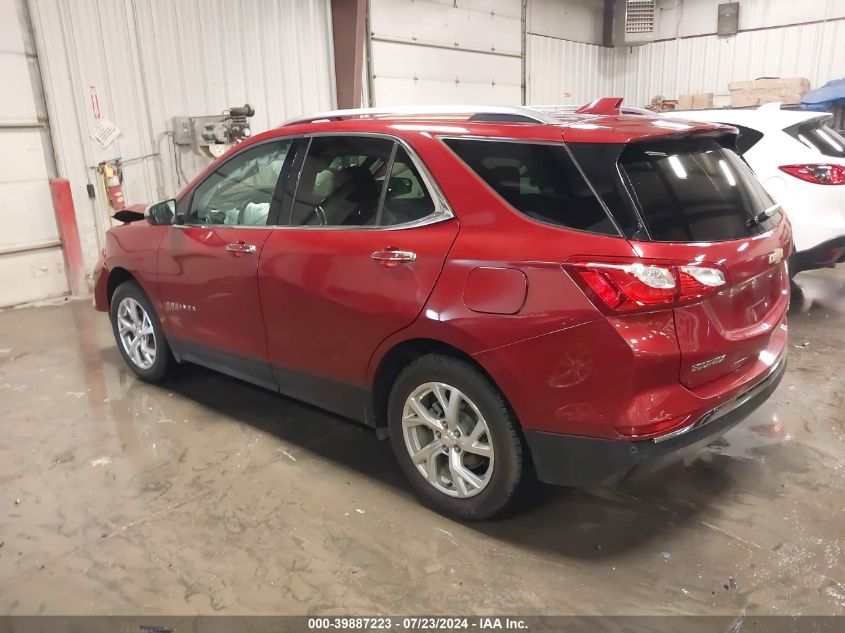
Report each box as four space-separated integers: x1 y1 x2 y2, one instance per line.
90 118 120 149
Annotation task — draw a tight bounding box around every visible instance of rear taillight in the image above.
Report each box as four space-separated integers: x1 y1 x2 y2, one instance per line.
565 259 727 314
778 163 845 185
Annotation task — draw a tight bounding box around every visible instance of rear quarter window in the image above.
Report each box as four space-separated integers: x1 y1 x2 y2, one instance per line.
443 138 619 237
784 120 845 158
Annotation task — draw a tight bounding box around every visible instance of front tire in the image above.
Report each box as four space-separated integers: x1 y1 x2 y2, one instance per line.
388 354 524 520
110 281 173 382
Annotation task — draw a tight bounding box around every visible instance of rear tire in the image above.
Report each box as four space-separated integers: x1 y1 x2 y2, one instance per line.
388 354 524 520
110 281 173 382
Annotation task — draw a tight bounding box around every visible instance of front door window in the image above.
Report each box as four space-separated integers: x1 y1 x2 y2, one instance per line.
187 140 292 226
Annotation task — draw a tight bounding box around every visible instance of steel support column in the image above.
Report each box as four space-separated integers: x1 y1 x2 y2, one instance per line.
330 0 367 109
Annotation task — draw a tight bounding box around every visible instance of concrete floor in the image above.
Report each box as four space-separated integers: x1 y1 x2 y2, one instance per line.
0 269 843 616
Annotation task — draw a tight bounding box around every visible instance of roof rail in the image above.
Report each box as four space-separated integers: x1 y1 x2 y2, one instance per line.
281 105 561 127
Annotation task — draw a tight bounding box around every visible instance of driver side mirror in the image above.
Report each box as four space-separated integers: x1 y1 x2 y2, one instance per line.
145 199 176 226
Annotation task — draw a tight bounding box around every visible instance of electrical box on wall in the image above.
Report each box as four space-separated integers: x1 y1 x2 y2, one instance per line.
172 117 192 145
718 2 740 36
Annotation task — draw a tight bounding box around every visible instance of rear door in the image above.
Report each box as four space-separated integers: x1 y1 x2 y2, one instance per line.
612 136 790 388
259 135 458 419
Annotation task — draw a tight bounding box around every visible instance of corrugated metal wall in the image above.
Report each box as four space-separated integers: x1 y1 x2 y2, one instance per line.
528 18 845 108
28 0 335 274
527 34 612 105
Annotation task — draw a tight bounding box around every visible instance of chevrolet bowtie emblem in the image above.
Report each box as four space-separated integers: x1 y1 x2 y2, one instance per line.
768 247 784 265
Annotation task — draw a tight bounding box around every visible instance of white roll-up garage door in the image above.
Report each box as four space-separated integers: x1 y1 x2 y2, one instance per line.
0 0 68 308
369 0 524 106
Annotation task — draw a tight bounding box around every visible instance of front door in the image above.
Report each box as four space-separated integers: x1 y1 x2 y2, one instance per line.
157 138 297 388
259 135 459 419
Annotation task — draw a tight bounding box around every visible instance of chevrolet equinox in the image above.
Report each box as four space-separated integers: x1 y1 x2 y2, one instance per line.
94 100 790 520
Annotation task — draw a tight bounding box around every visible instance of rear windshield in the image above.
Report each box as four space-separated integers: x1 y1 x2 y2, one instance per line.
617 137 779 242
443 138 619 236
785 119 845 158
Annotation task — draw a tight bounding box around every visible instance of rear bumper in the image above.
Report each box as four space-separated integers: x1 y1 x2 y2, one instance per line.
524 352 787 488
792 235 845 273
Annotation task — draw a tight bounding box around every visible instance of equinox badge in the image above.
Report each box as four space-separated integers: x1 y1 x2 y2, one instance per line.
691 354 726 372
768 248 784 265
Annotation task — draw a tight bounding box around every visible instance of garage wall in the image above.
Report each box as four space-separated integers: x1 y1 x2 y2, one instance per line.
27 0 336 277
527 0 604 45
368 0 523 106
527 32 613 106
0 0 68 307
651 0 845 39
604 18 845 107
527 0 845 108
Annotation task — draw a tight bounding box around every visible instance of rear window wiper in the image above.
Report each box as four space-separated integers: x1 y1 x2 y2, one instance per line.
747 203 781 227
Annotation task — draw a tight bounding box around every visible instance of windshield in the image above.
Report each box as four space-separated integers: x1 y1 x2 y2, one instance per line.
617 137 779 242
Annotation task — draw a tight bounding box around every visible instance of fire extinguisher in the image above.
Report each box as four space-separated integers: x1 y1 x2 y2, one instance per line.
98 159 125 210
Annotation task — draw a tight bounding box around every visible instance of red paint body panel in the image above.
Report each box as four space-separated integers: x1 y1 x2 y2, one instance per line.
630 216 792 389
476 311 787 440
94 108 789 451
259 220 459 386
157 226 273 361
94 223 167 312
463 267 527 315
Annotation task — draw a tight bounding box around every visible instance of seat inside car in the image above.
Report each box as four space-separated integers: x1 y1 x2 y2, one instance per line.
307 164 381 225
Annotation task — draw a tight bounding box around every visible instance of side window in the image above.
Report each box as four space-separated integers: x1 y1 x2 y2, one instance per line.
290 136 394 226
784 119 845 158
732 124 765 155
380 146 435 226
187 140 291 226
444 139 618 236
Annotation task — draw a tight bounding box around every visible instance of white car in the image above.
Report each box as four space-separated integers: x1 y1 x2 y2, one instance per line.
665 103 845 274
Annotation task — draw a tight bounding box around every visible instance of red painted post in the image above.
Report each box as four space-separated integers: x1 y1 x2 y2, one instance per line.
49 178 88 296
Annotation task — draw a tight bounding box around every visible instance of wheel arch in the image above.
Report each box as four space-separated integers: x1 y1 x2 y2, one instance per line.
106 267 138 307
370 337 518 437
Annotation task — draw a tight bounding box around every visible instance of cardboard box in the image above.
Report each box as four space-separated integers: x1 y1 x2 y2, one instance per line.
730 92 760 108
783 77 810 92
678 94 694 110
728 76 809 107
752 87 787 99
753 77 785 89
781 92 804 105
692 92 714 109
713 94 732 108
728 80 753 91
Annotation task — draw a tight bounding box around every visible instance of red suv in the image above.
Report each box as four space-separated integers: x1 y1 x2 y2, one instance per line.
94 100 790 520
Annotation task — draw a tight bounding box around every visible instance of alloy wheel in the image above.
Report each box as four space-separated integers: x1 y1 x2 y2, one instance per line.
401 382 494 498
116 297 157 370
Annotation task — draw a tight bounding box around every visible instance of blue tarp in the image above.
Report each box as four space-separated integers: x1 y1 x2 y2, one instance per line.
801 78 845 112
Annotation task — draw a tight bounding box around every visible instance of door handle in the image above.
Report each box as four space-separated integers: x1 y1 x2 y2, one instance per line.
371 248 416 266
226 241 257 254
